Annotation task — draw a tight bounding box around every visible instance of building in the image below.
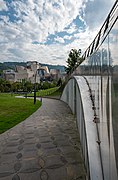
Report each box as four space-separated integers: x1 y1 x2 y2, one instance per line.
3 69 15 82
3 61 47 83
50 69 61 80
3 61 65 83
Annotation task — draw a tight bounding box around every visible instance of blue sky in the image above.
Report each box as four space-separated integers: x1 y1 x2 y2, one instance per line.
0 0 115 65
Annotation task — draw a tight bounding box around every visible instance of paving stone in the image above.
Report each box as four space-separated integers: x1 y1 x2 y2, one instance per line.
23 143 37 151
19 171 41 180
54 139 71 147
64 152 83 164
24 136 35 140
51 133 65 138
60 155 68 164
0 153 17 164
37 149 44 157
16 153 22 159
40 140 52 144
0 98 86 180
41 142 56 150
2 147 18 155
54 136 68 141
57 148 62 153
0 173 13 179
38 134 51 143
42 148 60 157
20 159 41 173
19 139 24 144
12 174 20 180
14 162 22 172
60 146 78 154
23 149 37 159
38 157 45 168
44 155 64 169
7 142 19 147
18 145 23 151
36 143 41 149
40 169 49 180
66 164 86 180
24 140 36 145
0 163 15 176
46 166 67 180
38 136 51 142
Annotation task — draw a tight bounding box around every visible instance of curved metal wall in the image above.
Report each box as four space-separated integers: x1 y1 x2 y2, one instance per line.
61 75 118 180
61 1 118 180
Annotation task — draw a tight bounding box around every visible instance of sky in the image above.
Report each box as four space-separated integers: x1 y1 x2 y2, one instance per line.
0 0 115 66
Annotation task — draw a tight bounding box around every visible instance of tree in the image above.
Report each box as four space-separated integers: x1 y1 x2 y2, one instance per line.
0 79 12 92
11 82 21 92
65 48 83 74
57 78 62 86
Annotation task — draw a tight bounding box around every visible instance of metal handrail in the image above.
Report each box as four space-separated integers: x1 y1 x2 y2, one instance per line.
82 0 118 60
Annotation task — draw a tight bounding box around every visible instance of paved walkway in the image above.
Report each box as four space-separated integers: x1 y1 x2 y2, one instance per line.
0 98 86 180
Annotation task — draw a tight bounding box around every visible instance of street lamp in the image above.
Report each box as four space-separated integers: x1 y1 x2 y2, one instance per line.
34 70 37 104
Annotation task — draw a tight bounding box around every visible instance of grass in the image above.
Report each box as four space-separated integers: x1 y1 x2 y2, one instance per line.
46 87 62 97
28 87 60 97
0 93 41 134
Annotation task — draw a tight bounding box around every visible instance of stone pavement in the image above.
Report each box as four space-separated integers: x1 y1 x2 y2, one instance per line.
0 98 86 180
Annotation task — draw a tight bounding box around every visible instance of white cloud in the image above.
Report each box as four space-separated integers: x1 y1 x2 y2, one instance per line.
0 0 8 11
54 36 65 43
64 35 73 40
83 0 115 30
0 28 97 65
0 0 117 66
8 0 84 43
0 15 9 23
66 23 77 34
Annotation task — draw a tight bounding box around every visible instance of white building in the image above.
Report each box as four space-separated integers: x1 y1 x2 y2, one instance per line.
50 69 61 80
3 61 65 83
3 61 45 83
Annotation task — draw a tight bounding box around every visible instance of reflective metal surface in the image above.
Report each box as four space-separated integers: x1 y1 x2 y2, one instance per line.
61 1 118 180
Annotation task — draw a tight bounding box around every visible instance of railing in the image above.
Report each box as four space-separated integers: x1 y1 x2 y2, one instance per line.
82 0 118 60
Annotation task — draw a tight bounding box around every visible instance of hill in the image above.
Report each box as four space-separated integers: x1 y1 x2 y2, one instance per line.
0 62 65 73
41 63 65 72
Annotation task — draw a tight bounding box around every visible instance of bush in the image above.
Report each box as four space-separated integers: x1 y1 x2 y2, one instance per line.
41 81 56 90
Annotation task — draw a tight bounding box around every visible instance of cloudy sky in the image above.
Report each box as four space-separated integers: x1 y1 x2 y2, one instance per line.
0 0 115 65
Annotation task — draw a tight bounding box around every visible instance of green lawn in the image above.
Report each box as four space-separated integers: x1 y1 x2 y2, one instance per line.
0 93 41 134
46 87 62 97
28 87 60 97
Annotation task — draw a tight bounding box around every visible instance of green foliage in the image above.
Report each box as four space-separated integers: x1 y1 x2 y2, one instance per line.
0 79 12 92
57 78 62 86
0 93 41 134
0 78 57 93
41 81 56 90
28 87 59 97
47 86 63 97
66 48 83 74
21 80 33 92
0 79 34 93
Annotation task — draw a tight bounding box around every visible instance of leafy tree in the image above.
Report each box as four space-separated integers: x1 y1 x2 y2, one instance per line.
65 48 83 74
40 81 56 90
24 81 33 92
0 79 12 92
57 78 62 86
11 82 21 92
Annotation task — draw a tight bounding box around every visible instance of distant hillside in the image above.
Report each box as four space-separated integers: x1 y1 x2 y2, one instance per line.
0 62 66 72
41 63 65 72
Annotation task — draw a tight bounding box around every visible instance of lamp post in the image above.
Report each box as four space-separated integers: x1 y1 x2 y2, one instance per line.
34 71 37 104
